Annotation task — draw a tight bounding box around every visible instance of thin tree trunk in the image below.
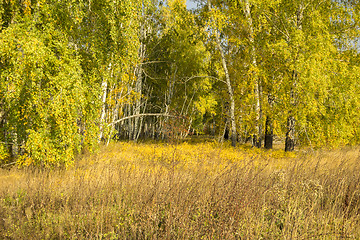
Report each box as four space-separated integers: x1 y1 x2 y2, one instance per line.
127 100 133 140
211 114 216 136
264 116 273 149
135 88 150 141
133 66 143 140
162 67 176 139
219 119 228 143
133 19 147 141
244 0 262 148
106 87 124 145
285 4 303 152
285 116 295 152
98 79 108 142
224 125 230 140
99 59 115 142
208 0 237 147
218 40 236 147
11 132 18 158
285 71 297 152
217 38 237 146
183 117 193 139
264 93 274 149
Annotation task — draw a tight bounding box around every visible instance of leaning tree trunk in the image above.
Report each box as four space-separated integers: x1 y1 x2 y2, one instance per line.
208 0 237 147
218 40 237 147
207 0 237 147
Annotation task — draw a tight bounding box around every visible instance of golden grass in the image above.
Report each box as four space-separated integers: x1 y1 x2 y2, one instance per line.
1 142 360 239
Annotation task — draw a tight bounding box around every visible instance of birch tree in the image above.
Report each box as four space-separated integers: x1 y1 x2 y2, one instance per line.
206 0 237 147
0 1 85 166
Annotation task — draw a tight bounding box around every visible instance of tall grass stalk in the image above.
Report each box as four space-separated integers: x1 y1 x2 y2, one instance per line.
1 142 360 239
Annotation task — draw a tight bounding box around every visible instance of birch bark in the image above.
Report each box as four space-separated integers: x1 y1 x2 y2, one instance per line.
244 0 262 148
285 3 304 152
207 0 237 147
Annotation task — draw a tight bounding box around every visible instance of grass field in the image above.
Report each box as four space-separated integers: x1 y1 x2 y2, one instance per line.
1 141 360 239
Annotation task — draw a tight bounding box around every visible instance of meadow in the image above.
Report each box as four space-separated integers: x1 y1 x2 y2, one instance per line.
1 141 360 239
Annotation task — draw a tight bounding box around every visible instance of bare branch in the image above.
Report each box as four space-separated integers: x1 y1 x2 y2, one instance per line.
110 113 178 125
183 75 227 85
1 162 16 168
263 12 290 40
138 61 168 66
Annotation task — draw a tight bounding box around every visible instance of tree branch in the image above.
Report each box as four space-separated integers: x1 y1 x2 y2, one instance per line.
138 61 168 66
183 75 227 85
110 113 178 125
1 162 16 168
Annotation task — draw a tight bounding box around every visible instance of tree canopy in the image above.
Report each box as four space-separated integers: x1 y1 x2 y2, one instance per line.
1 0 360 167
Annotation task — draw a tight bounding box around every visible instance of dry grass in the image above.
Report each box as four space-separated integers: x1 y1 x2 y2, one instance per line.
1 141 360 239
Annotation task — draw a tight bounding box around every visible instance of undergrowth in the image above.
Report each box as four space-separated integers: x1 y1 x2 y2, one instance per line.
1 142 360 239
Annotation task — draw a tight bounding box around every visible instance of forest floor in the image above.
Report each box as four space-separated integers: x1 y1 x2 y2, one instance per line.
1 141 360 239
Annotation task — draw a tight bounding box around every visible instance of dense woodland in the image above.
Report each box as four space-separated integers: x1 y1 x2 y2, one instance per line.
1 0 360 167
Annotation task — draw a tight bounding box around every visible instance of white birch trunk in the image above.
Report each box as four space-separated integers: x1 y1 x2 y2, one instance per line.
98 79 108 142
244 0 262 148
207 0 237 147
285 3 304 152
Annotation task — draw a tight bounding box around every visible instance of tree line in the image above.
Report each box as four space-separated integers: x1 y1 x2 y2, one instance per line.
1 0 359 166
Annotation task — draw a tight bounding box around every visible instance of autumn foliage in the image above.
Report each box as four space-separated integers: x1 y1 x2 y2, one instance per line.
1 0 360 167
